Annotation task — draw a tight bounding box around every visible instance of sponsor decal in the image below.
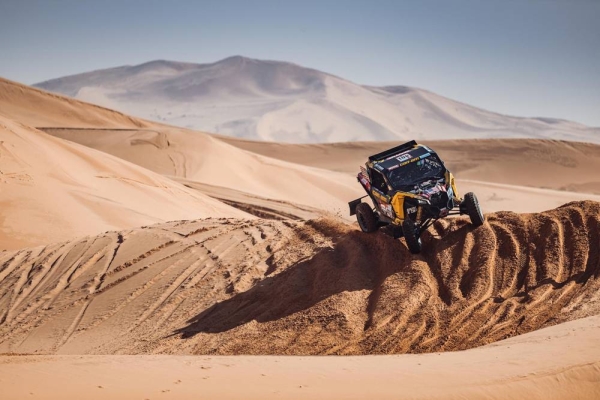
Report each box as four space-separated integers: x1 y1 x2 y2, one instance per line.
396 153 412 162
359 175 371 190
400 158 419 166
380 203 395 218
407 206 417 214
375 163 384 171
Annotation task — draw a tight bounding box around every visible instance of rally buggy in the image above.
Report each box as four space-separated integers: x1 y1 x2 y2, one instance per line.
349 140 484 254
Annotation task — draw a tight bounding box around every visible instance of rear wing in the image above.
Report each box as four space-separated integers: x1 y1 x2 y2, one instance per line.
368 140 417 162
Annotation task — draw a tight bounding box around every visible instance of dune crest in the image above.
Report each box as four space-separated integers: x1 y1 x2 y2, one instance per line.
1 201 599 355
0 115 248 249
0 77 148 129
33 57 599 143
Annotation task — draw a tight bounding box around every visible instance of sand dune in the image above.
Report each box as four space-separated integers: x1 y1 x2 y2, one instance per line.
33 56 599 143
3 316 600 399
1 76 600 399
0 78 361 249
40 128 600 215
221 137 600 193
175 201 600 355
42 127 362 215
218 136 600 212
0 115 248 250
2 201 600 356
0 77 148 129
454 179 600 213
5 77 597 219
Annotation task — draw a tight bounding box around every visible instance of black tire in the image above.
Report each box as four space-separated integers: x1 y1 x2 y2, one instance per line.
402 219 422 254
356 203 378 233
464 192 485 227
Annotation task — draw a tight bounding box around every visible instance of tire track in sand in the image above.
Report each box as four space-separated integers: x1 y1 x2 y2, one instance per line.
2 202 600 355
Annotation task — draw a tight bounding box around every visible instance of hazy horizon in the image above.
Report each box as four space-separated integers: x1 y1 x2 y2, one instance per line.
1 0 599 126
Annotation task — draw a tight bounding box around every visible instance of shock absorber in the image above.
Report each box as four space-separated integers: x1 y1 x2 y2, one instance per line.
416 205 423 223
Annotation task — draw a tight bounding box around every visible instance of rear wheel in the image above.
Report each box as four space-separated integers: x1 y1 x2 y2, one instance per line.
464 192 484 227
356 203 378 233
402 219 422 254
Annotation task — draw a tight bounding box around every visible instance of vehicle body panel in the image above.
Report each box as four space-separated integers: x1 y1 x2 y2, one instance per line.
351 140 463 227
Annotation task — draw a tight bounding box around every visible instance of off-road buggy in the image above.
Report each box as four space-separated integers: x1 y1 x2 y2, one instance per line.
349 140 484 254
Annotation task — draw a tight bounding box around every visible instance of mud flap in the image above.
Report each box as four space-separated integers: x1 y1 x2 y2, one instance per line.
349 198 362 216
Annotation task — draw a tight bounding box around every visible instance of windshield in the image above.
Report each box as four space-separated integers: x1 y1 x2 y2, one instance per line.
386 156 445 190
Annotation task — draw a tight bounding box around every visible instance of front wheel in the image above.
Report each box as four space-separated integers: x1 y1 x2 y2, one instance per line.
402 219 422 254
356 203 379 233
463 192 485 227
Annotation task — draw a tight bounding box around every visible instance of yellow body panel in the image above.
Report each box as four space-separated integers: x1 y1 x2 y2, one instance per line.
390 192 420 223
391 194 405 220
445 171 460 199
372 190 388 203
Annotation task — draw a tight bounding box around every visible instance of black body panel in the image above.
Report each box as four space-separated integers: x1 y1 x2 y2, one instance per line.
368 140 417 162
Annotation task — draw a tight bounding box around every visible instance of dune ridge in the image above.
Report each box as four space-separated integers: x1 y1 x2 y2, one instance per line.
41 127 600 215
0 77 148 129
0 115 249 250
41 126 363 215
32 57 600 143
1 201 600 356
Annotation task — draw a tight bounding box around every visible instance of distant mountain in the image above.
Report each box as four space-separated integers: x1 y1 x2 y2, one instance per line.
34 56 599 143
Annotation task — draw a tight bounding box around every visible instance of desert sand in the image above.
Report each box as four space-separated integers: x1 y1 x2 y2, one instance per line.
2 315 600 400
40 127 600 215
2 204 600 399
7 76 600 219
1 77 363 219
2 77 600 399
42 126 362 217
219 136 600 190
0 77 149 129
2 202 600 356
0 115 249 250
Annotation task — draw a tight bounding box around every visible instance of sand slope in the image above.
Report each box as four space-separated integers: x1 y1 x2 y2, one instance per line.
221 137 600 193
41 128 600 215
42 127 362 215
219 136 600 213
2 201 600 355
3 315 600 399
0 115 248 250
32 57 600 143
5 77 598 217
0 77 148 129
0 76 362 216
0 77 358 249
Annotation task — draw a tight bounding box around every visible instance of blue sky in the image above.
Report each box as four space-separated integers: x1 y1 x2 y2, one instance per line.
1 0 599 126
